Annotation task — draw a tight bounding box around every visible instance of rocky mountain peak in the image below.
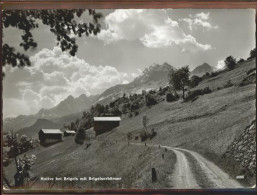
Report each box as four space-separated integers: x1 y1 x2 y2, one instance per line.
191 63 214 76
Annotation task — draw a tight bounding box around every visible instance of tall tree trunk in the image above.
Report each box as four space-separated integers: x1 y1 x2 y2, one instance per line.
182 86 185 99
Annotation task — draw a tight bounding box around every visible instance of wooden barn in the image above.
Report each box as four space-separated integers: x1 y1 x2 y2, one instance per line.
93 117 121 136
38 129 63 144
64 130 76 136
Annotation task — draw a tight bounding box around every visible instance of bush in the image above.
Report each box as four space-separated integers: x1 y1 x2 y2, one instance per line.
237 58 245 64
210 72 218 77
146 95 157 107
166 93 178 102
140 131 149 142
217 86 222 91
130 102 140 111
203 87 212 94
111 107 122 116
185 87 212 101
190 75 202 88
129 113 133 118
203 72 210 79
75 127 86 145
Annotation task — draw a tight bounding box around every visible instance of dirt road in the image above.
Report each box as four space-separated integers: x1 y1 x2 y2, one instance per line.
131 143 243 189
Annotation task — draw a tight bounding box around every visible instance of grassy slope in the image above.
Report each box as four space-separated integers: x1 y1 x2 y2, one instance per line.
4 58 255 189
5 134 176 189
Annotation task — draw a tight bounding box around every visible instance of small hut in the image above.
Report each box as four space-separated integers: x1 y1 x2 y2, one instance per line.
64 130 76 136
38 129 63 144
93 117 121 136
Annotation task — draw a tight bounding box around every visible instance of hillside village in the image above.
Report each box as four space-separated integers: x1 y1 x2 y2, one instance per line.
3 49 256 190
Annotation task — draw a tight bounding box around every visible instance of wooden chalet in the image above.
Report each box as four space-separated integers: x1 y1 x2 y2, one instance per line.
64 130 76 136
93 117 121 136
38 129 63 144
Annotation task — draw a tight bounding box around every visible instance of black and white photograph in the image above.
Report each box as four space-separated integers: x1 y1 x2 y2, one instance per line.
1 7 256 191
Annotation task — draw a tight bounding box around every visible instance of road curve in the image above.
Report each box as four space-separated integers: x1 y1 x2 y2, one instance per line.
130 142 243 189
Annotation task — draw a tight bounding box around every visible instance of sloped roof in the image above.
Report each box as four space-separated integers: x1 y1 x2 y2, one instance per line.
64 130 76 133
93 117 121 122
40 129 63 134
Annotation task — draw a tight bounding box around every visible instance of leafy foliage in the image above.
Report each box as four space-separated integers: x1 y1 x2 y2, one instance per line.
185 87 212 102
225 56 237 70
190 75 202 88
3 10 102 68
166 92 179 102
111 107 122 116
3 131 37 187
145 95 157 107
4 132 37 159
169 66 190 99
75 124 86 145
140 131 149 141
237 58 245 64
248 48 256 60
14 154 36 187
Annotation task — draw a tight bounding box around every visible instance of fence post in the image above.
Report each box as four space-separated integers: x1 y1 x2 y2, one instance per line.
152 168 157 182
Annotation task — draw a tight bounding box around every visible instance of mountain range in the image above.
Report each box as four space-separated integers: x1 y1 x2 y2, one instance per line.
3 62 212 135
3 94 98 132
96 62 173 105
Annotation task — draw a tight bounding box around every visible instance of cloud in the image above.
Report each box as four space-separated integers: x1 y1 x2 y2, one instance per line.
195 12 210 20
3 47 138 117
97 9 212 52
3 98 31 118
180 12 218 31
216 60 225 69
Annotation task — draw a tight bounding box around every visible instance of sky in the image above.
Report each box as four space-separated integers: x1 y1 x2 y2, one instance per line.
2 9 256 118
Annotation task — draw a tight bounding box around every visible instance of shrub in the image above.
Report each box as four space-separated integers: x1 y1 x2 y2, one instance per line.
75 127 86 145
146 95 157 107
14 154 36 187
190 75 202 88
109 102 115 108
111 107 122 116
203 72 210 79
237 58 245 64
210 72 218 77
140 131 149 142
185 87 212 101
217 86 222 91
130 102 140 111
203 87 212 94
166 93 178 102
